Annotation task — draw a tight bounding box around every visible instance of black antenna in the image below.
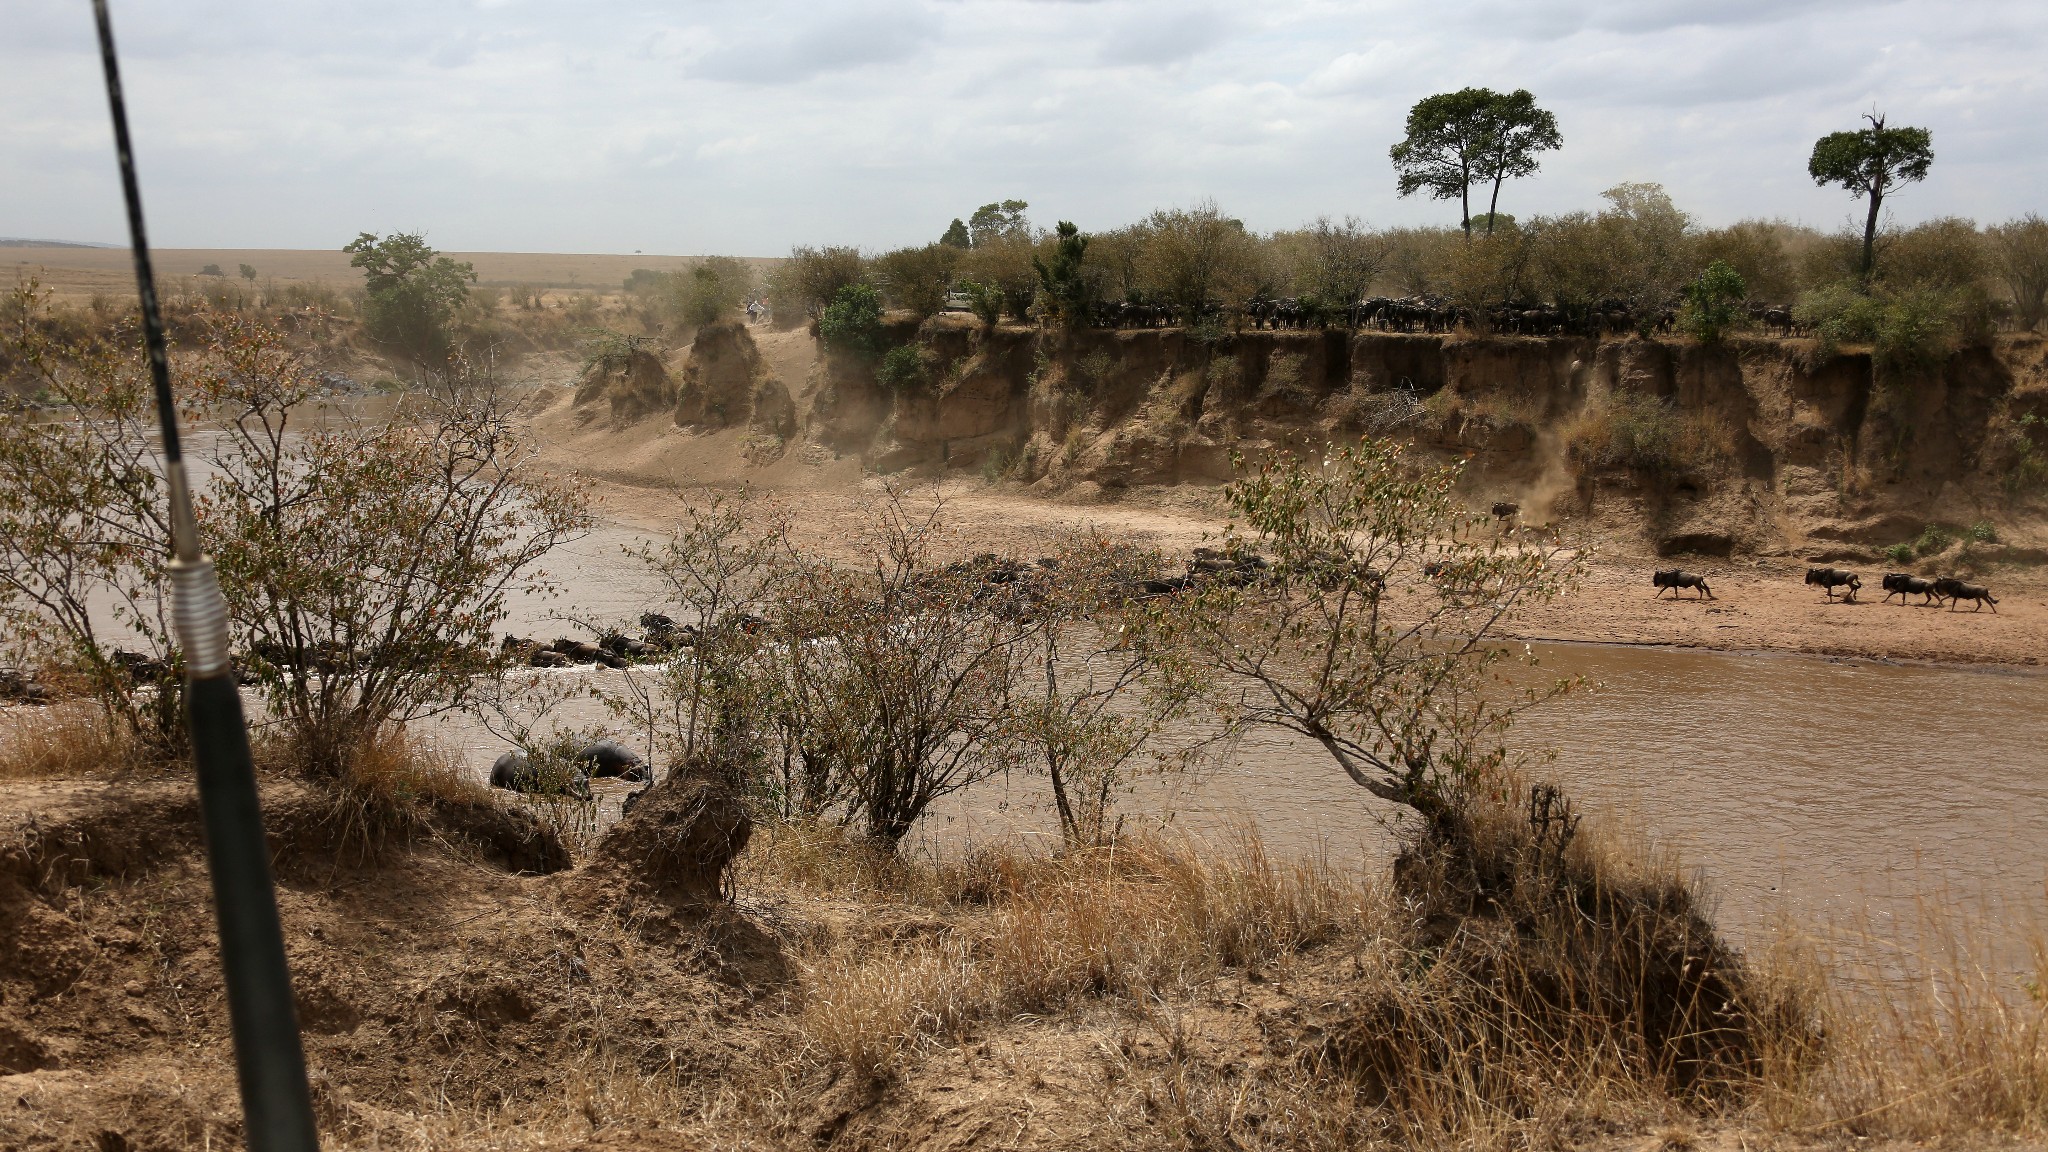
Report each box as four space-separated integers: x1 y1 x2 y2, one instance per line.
89 3 320 1150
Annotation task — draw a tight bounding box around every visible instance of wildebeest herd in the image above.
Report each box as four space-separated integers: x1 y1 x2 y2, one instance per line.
1080 292 1724 338
1653 565 1999 611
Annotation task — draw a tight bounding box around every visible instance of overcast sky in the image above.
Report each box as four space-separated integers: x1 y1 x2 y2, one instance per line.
5 1 2044 255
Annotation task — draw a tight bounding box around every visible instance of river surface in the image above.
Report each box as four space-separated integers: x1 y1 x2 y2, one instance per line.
457 519 2048 955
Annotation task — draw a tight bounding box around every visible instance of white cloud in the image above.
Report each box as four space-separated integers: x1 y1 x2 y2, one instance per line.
1 0 2042 253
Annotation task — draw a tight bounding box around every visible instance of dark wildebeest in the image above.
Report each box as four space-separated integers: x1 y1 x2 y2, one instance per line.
1491 500 1519 522
1945 581 1999 612
574 738 649 783
489 750 592 801
1653 568 1715 600
1881 572 1941 606
1805 567 1861 602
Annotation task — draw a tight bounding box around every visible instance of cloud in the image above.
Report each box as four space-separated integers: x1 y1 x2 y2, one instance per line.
4 0 2044 252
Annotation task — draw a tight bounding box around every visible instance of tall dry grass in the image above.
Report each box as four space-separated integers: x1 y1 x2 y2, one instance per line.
778 831 1368 1078
0 701 153 780
1771 903 2048 1140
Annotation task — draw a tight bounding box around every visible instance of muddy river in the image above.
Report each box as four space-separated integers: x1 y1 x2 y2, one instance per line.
464 520 2048 954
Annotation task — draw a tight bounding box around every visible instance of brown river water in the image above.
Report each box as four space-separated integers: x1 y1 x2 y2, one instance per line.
458 520 2048 955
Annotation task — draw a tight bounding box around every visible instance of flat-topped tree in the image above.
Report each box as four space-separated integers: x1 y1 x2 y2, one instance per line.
1808 112 1933 283
1391 88 1560 237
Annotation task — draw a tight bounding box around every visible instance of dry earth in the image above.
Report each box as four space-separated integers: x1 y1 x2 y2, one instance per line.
522 326 2048 670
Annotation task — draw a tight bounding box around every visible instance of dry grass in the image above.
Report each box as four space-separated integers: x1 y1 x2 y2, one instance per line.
776 831 1368 1078
0 701 151 780
1772 903 2048 1140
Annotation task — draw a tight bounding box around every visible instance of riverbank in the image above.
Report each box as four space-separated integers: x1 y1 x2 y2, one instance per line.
545 447 2048 671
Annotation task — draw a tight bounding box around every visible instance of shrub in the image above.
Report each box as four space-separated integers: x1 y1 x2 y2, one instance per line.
767 245 866 321
1694 220 1799 303
1911 524 1954 557
1033 221 1093 326
1988 214 2048 331
1567 390 1717 477
872 244 959 319
670 256 754 329
2002 413 2048 494
1968 519 1999 544
817 283 885 356
1883 541 1916 565
875 342 929 392
1679 259 1748 342
956 280 1004 326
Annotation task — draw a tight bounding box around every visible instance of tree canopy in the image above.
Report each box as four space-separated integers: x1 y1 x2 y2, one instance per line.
343 231 476 362
967 200 1031 248
1391 88 1560 237
1808 113 1933 281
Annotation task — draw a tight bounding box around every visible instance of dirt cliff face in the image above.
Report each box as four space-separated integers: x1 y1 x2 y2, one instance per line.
780 315 2048 559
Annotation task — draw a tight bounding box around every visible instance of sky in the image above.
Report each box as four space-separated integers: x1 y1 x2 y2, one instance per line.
4 1 2044 255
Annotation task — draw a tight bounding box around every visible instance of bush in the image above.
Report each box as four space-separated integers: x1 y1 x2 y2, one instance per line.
1694 220 1799 303
875 342 930 392
872 244 959 319
1679 259 1747 343
1988 214 2048 331
956 279 1004 325
768 245 866 322
1566 390 1715 477
817 283 885 356
670 256 754 329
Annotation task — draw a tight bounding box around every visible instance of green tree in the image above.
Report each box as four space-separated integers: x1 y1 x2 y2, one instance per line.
200 263 224 277
818 283 885 356
1391 88 1560 237
342 231 476 362
967 199 1031 248
238 263 257 282
1680 260 1747 343
1033 221 1093 326
1808 112 1934 282
939 218 971 249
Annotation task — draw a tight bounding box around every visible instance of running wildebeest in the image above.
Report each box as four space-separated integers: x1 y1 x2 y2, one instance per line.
1491 500 1519 521
1945 581 1999 612
1881 572 1941 606
574 738 649 783
489 750 593 801
1653 568 1715 599
1805 567 1861 602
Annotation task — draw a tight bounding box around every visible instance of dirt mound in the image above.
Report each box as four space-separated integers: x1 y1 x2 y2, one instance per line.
674 322 770 430
1313 786 1815 1112
571 771 749 908
574 346 677 424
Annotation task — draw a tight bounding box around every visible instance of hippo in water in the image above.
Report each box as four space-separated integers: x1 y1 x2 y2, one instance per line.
574 739 649 783
489 750 592 801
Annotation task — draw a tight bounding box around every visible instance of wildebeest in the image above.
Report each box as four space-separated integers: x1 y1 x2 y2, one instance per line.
489 750 592 801
1881 572 1941 606
1944 581 1999 612
1652 568 1715 599
575 739 649 783
1491 500 1519 521
1805 567 1861 601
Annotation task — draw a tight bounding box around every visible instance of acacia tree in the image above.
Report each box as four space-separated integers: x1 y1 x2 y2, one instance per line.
1007 537 1202 846
0 282 182 751
1391 88 1560 238
1141 439 1582 829
1808 112 1934 283
193 313 590 777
